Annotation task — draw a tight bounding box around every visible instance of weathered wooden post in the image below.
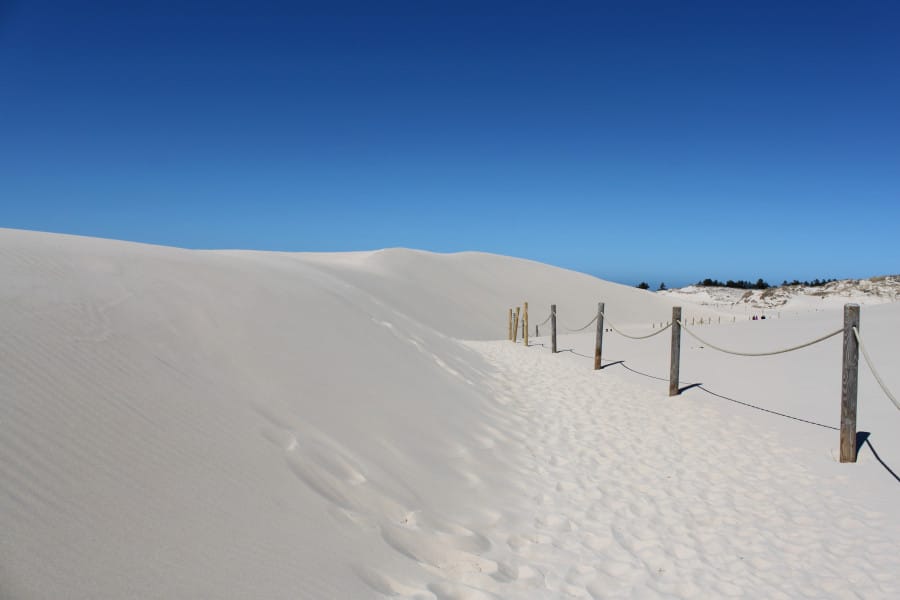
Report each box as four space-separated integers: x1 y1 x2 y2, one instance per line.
513 307 520 343
669 307 682 396
508 308 513 340
535 324 539 337
594 302 605 370
551 304 557 353
523 302 529 346
840 304 860 463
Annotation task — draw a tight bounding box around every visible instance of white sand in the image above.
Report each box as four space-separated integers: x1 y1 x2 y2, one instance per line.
1 228 898 599
660 279 899 321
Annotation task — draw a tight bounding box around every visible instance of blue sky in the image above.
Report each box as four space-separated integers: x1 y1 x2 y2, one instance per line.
1 1 898 287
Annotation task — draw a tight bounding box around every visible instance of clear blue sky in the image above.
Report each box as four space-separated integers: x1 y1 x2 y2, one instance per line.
2 1 898 287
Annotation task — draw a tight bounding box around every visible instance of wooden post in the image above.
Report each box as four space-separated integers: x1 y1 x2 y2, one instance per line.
513 307 520 343
669 307 682 396
523 302 529 347
535 324 539 337
594 302 605 370
551 304 557 353
508 308 513 340
840 304 860 463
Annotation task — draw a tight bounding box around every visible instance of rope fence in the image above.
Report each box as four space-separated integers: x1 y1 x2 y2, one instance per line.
679 321 842 356
601 311 672 340
505 300 897 464
561 315 598 333
535 312 553 328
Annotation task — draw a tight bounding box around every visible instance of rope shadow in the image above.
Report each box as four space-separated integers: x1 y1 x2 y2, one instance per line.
516 337 900 486
557 348 593 360
694 385 838 431
859 433 900 484
614 362 900 486
608 359 669 383
596 354 837 431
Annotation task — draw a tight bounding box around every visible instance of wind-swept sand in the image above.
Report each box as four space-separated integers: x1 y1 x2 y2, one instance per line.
1 228 898 598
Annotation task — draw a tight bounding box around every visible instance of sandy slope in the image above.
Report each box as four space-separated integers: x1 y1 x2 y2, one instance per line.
223 246 680 340
1 228 898 599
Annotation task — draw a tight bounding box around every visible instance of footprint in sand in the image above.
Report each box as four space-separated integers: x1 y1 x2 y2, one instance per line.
380 519 496 577
428 581 500 600
534 513 573 532
257 413 413 524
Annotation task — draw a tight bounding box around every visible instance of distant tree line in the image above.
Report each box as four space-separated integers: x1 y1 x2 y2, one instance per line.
635 277 839 290
691 277 838 290
695 278 771 290
779 278 838 287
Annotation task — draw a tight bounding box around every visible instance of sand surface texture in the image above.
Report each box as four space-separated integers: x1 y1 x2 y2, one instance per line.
1 228 898 598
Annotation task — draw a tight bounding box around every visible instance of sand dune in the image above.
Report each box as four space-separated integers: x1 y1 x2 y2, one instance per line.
1 228 898 599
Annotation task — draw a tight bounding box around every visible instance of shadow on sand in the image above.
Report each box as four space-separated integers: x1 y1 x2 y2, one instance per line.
516 343 898 485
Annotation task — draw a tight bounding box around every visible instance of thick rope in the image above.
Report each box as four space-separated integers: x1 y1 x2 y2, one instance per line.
854 327 900 411
600 312 672 340
678 321 842 356
561 314 598 333
535 312 552 327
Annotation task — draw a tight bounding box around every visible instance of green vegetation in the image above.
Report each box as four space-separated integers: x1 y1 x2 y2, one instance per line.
695 277 838 290
780 278 838 287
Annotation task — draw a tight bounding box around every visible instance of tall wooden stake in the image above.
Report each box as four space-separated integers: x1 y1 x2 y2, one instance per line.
513 307 520 343
669 307 682 396
840 303 860 463
594 302 605 370
509 308 514 340
551 304 557 354
523 302 529 347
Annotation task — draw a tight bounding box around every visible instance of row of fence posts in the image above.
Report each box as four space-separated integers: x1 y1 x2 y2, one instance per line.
508 301 863 463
